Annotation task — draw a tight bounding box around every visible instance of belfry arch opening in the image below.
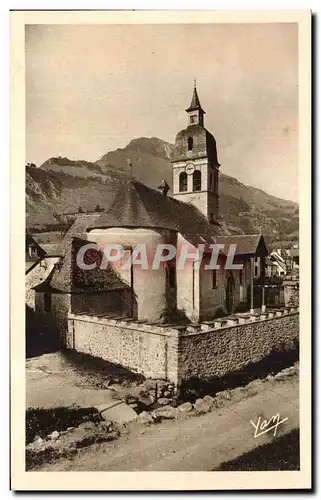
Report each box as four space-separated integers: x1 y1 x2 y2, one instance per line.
179 172 188 192
193 170 201 191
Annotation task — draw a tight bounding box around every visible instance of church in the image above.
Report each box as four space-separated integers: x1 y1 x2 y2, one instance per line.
32 84 269 336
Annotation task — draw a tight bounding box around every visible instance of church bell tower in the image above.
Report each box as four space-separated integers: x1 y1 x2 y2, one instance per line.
171 82 220 223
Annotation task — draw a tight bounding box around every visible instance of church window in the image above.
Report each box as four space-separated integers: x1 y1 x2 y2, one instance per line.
187 137 193 151
193 170 201 191
179 172 188 192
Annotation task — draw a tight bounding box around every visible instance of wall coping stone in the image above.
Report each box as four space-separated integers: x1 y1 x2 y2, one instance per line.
68 307 299 340
68 313 179 337
179 309 299 338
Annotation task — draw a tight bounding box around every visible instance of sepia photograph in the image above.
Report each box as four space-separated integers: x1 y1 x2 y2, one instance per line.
10 9 311 491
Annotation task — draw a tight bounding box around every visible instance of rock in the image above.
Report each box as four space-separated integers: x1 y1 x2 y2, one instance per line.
98 420 113 432
280 366 297 377
77 421 97 432
152 405 176 420
203 395 215 407
48 430 59 440
157 397 171 406
144 379 157 390
33 437 44 447
138 394 154 407
129 403 138 411
67 427 74 431
229 387 247 402
136 411 154 424
101 402 138 424
124 395 139 405
193 398 211 414
177 401 193 413
246 379 264 395
215 389 231 400
266 374 274 381
163 391 171 398
108 383 124 392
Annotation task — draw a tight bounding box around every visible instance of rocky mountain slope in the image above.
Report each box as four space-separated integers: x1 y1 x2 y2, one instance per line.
26 137 299 244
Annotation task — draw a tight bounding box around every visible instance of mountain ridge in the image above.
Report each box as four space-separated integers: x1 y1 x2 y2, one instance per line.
28 137 298 245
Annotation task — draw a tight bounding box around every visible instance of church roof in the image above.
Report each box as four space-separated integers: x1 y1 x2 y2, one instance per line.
186 86 205 114
33 236 129 293
87 179 225 247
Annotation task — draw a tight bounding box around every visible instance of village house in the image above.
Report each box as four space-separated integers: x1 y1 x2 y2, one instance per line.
25 234 46 272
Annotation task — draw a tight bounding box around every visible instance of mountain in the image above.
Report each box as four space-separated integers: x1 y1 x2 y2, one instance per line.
26 137 299 245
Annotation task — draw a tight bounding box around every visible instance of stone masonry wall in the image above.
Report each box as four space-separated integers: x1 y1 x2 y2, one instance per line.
177 310 299 383
67 308 299 386
67 314 179 384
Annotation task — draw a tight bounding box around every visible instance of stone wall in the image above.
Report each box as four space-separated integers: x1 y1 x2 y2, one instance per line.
67 307 299 386
284 282 299 307
67 314 179 383
177 310 299 383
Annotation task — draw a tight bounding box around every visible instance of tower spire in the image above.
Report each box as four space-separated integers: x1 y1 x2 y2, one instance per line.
185 82 205 126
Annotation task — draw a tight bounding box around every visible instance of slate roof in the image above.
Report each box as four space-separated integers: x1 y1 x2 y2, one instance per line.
186 86 205 114
40 243 62 257
26 234 46 259
56 213 102 256
215 234 269 258
87 180 225 247
33 237 129 293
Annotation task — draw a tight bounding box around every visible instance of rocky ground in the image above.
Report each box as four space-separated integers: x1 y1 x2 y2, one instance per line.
26 361 299 471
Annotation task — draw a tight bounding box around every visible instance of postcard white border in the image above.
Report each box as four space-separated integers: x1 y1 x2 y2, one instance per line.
10 9 311 491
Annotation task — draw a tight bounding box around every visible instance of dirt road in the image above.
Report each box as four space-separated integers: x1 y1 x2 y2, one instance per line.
39 375 299 471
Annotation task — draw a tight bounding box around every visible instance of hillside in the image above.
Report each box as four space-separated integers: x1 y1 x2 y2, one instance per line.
27 137 299 244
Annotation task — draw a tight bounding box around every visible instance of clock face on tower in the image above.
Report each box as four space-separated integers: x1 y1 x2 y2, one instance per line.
185 163 195 175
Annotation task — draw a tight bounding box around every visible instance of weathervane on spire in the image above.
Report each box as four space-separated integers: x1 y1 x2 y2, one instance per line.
194 77 196 88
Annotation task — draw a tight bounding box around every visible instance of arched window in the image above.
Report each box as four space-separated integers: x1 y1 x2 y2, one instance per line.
179 172 188 192
193 170 201 191
187 137 193 151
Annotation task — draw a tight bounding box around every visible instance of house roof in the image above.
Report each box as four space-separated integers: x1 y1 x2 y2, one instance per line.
40 243 62 257
266 258 278 267
26 234 46 258
215 234 269 258
33 237 129 294
87 179 225 247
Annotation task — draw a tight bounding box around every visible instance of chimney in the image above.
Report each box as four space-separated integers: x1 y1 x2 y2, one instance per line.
157 180 170 196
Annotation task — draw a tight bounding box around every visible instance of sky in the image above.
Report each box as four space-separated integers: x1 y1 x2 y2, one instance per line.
26 23 298 201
